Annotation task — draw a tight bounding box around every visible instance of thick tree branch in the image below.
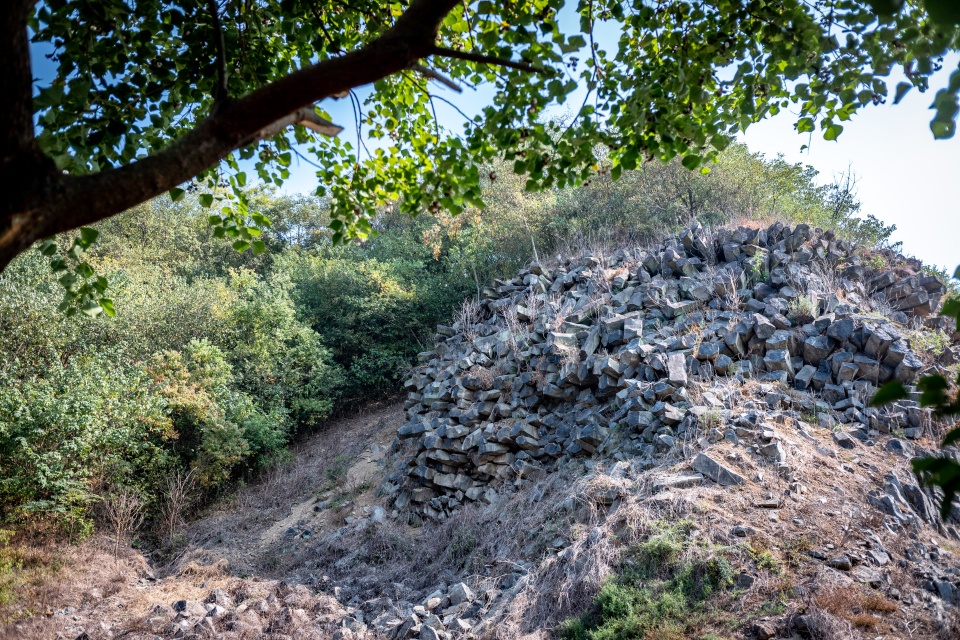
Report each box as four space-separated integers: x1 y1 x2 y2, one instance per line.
1 1 49 173
0 1 61 272
428 45 548 74
0 1 36 156
0 0 462 271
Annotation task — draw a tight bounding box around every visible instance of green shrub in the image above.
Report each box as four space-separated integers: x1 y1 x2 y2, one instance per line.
562 521 732 640
787 295 817 324
0 352 172 536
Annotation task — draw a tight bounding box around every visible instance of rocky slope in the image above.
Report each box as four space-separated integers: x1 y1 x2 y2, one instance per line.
7 221 960 640
385 221 948 523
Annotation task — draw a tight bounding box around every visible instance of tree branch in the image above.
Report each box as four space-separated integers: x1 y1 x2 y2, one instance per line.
412 63 463 92
0 0 462 271
0 1 36 155
428 45 549 74
208 0 230 108
253 106 345 141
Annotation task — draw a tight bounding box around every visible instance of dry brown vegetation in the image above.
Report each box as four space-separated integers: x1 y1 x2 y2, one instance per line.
812 584 898 630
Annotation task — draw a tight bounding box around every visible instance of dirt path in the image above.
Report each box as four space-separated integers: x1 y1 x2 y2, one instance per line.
183 402 404 578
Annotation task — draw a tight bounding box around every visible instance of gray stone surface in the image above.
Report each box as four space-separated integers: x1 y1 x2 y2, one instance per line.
692 453 746 486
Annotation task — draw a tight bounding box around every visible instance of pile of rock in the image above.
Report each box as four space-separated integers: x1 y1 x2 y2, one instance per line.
131 583 351 639
384 222 947 520
346 582 482 640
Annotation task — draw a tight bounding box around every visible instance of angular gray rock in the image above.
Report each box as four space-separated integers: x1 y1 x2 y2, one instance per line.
692 453 746 486
448 582 474 606
667 353 688 386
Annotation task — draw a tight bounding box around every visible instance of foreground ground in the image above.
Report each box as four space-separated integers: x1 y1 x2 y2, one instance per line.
2 395 959 640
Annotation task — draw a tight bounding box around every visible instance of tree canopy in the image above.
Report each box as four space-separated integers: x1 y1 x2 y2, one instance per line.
2 0 960 307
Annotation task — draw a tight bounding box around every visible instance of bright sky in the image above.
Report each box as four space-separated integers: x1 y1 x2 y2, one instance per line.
740 55 960 272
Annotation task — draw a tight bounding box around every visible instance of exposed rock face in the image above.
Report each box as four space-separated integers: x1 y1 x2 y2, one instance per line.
385 222 947 521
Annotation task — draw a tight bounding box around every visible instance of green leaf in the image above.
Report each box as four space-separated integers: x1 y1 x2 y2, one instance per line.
75 262 95 278
864 0 905 17
931 119 956 140
871 381 908 406
78 227 99 247
923 0 960 25
893 82 912 105
80 300 103 317
941 298 960 319
199 194 214 208
169 187 186 202
942 425 960 447
917 373 950 408
681 155 701 170
99 298 115 317
252 240 266 254
911 456 960 519
796 117 815 133
232 240 250 252
39 240 57 256
823 124 843 141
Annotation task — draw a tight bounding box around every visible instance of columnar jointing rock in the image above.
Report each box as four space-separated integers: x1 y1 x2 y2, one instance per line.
382 222 945 520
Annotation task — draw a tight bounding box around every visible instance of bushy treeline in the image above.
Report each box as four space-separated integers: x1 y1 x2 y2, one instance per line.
0 143 894 539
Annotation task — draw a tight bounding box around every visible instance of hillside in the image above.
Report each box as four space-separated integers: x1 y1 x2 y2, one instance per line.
5 221 960 640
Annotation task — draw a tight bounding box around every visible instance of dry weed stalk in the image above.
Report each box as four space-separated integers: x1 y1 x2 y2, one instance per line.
805 259 843 303
158 468 196 549
546 291 571 331
458 298 484 342
102 487 145 559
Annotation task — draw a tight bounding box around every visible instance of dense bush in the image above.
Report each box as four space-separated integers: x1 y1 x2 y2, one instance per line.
0 143 894 538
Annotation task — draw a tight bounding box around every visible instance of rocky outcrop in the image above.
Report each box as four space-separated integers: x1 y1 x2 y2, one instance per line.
384 222 948 521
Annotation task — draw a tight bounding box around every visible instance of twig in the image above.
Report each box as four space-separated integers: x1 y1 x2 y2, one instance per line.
430 93 477 127
249 105 344 143
348 90 372 160
412 63 462 92
292 147 326 171
428 45 549 74
402 71 443 141
209 0 229 108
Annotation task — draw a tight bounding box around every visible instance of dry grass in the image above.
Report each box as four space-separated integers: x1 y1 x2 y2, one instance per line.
471 364 499 390
183 402 402 577
0 533 152 637
457 297 485 342
811 584 899 632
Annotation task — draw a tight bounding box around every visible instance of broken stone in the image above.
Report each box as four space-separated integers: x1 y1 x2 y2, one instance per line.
692 453 746 486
